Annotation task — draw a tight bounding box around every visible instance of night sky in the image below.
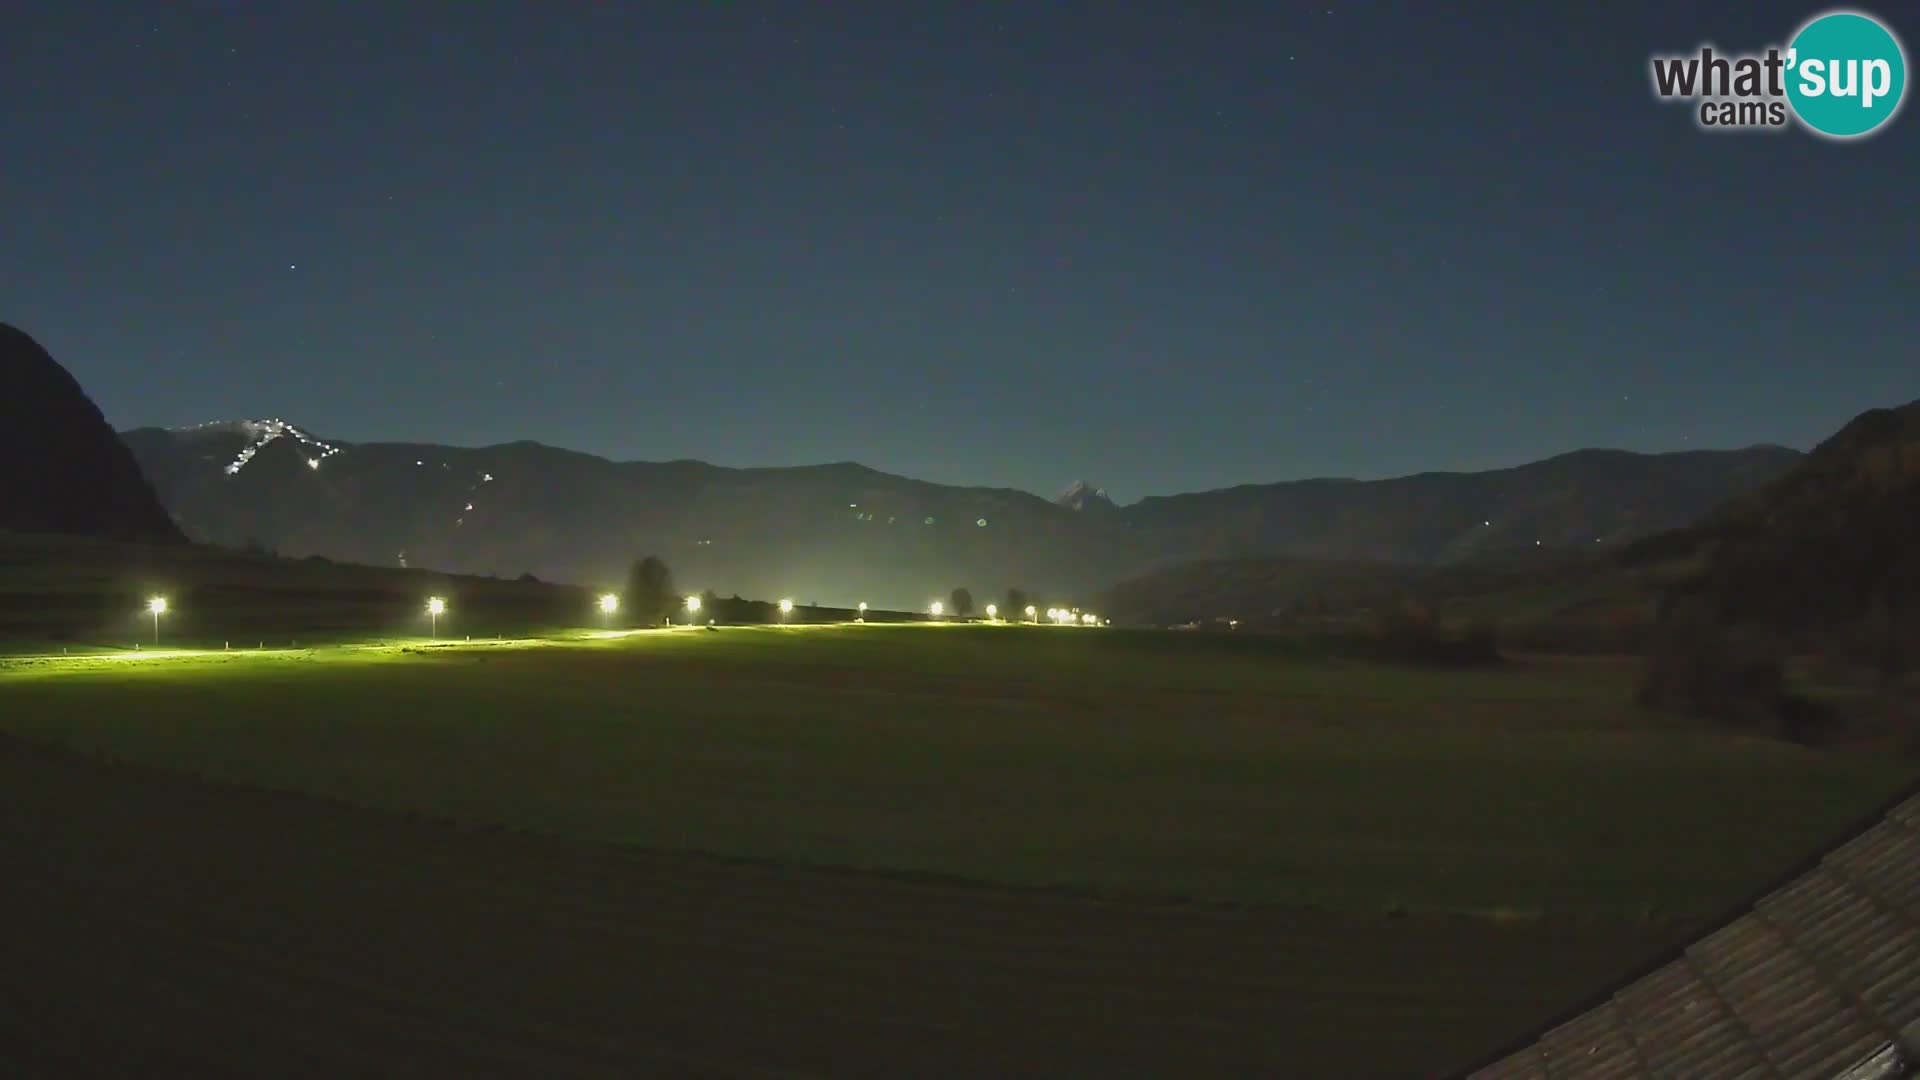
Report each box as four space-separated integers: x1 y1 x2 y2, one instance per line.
4 1 1914 502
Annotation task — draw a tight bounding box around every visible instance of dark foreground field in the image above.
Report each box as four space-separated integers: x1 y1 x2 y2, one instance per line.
3 624 1914 1074
0 733 1665 1077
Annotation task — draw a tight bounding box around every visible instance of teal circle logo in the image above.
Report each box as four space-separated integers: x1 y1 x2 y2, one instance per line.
1786 10 1907 138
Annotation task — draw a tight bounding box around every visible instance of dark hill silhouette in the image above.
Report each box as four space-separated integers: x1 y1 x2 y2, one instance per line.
0 324 181 542
122 420 1800 606
1627 398 1920 636
1622 399 1920 736
1120 446 1801 565
1089 447 1804 626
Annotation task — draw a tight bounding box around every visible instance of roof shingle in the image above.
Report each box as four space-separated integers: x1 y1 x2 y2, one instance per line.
1467 792 1920 1080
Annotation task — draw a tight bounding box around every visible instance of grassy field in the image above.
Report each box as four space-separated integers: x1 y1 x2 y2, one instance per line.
0 732 1672 1077
3 622 1914 1073
3 624 1912 916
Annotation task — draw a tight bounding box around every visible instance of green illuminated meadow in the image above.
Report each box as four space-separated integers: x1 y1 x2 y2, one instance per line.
4 623 1909 918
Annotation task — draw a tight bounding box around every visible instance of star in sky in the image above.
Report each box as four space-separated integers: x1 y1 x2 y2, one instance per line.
5 1 1913 500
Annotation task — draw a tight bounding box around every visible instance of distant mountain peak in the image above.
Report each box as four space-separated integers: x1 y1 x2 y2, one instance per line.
170 418 343 474
1057 480 1116 512
121 420 1804 605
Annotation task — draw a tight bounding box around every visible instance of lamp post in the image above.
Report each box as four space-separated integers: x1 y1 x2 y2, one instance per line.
779 598 794 623
1025 604 1037 624
147 596 168 645
985 604 998 622
598 593 619 628
427 596 446 639
857 601 867 623
930 601 944 619
684 594 701 626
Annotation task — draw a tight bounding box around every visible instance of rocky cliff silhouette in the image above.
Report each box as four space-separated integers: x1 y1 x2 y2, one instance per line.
0 323 183 541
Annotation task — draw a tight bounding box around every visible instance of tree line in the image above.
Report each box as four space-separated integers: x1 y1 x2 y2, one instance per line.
622 558 1049 626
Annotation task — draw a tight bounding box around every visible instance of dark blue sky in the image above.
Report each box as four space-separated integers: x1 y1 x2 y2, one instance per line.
4 2 1914 502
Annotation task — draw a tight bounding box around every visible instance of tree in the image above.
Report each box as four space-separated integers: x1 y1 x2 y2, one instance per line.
1005 588 1029 620
949 587 975 618
625 555 675 625
1638 597 1793 734
1861 590 1908 684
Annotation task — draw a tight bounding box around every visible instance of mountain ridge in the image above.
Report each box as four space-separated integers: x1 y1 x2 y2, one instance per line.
136 417 1800 506
121 416 1804 607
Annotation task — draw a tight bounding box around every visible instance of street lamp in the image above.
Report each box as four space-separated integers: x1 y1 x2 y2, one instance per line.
427 596 446 639
857 601 867 622
779 598 794 622
1025 604 1037 623
598 592 619 627
985 604 998 621
147 596 168 644
684 594 702 625
930 601 944 618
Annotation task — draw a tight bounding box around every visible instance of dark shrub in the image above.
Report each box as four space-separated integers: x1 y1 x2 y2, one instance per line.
1368 602 1501 666
1851 686 1920 755
1496 612 1653 655
1638 598 1814 737
1897 696 1920 757
624 555 674 625
1850 594 1915 685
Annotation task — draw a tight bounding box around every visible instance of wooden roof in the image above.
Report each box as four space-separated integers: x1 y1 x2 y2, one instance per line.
1465 791 1920 1079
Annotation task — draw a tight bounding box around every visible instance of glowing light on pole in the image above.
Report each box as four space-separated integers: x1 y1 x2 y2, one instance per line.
930 601 944 618
147 596 168 644
427 596 446 639
685 594 702 626
985 604 998 621
598 593 619 627
1025 605 1037 623
857 601 867 622
779 598 794 622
